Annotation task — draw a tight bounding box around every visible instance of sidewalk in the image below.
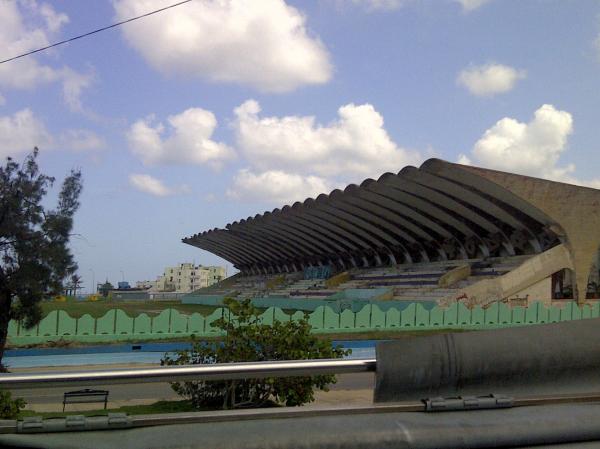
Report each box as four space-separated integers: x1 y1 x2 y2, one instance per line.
26 389 373 413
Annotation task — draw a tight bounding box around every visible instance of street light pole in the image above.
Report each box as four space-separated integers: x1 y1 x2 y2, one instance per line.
88 268 95 295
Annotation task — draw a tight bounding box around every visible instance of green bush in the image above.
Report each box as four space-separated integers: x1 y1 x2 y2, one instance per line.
0 390 26 419
162 298 349 409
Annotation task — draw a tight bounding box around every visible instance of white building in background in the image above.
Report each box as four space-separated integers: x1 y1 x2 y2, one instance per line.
135 280 158 290
145 263 226 293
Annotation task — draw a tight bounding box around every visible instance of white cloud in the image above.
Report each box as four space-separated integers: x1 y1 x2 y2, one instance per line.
457 153 472 165
469 104 572 179
457 63 525 97
227 169 335 204
460 104 600 187
349 0 403 11
0 1 92 111
0 109 52 158
344 0 489 13
34 1 69 32
113 0 332 93
203 193 217 203
127 108 234 168
60 67 95 113
455 0 491 12
129 173 189 197
233 100 422 179
0 109 104 159
59 129 105 152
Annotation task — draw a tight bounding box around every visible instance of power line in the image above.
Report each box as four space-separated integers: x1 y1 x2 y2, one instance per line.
0 0 193 65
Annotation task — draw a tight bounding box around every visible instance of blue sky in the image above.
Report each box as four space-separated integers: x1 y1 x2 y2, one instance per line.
1 0 599 291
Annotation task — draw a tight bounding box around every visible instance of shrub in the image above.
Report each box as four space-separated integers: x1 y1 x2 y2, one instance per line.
0 390 26 419
162 298 349 409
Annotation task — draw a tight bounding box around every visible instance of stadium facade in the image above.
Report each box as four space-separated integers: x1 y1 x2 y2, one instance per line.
183 159 600 305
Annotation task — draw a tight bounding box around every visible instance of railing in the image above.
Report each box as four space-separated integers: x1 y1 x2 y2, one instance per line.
0 358 377 389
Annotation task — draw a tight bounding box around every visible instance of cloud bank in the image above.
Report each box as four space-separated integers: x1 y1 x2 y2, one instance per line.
455 0 492 12
0 109 103 159
233 100 421 177
227 169 335 204
129 173 189 197
228 100 422 203
0 1 93 112
114 0 332 93
127 108 234 169
459 104 600 188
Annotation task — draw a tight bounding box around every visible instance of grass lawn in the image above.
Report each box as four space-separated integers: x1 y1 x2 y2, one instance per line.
41 300 220 318
323 328 470 341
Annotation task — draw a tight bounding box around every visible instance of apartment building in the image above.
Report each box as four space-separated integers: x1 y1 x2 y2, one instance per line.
153 263 226 293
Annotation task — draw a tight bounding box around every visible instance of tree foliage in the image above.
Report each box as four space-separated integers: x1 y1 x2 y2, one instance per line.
162 298 350 409
0 149 82 364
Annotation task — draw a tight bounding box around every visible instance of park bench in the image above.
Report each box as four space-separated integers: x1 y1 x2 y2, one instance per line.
63 389 109 411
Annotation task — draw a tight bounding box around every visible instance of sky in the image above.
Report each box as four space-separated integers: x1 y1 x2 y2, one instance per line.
1 0 600 292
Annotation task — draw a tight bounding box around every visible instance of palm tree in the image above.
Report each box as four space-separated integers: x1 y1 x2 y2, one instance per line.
68 274 83 297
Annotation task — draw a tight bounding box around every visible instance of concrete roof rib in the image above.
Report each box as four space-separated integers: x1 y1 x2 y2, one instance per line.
182 159 581 274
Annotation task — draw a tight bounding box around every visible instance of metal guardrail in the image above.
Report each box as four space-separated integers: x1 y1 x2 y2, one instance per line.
0 358 377 389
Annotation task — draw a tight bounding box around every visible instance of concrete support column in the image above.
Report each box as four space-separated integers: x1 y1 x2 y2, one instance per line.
529 238 542 253
388 251 397 266
374 252 383 266
478 244 491 258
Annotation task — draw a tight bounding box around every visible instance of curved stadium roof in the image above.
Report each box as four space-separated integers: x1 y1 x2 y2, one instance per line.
183 159 564 274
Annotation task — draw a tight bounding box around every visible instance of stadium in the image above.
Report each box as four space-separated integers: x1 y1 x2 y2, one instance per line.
182 158 600 310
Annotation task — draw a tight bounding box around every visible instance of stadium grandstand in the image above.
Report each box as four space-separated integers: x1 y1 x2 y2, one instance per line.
183 159 600 309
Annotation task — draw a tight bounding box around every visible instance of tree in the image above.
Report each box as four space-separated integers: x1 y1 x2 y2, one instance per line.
70 273 83 296
0 149 82 365
98 280 114 297
162 298 350 410
64 273 83 297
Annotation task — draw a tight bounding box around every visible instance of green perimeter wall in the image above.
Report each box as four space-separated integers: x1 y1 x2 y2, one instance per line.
7 301 598 346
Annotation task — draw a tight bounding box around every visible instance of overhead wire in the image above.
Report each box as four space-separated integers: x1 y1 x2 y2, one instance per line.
0 0 193 65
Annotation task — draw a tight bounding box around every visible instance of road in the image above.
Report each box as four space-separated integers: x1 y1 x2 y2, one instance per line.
9 365 374 412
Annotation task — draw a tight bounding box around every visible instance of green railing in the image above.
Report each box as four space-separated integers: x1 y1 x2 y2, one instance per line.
7 301 598 345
